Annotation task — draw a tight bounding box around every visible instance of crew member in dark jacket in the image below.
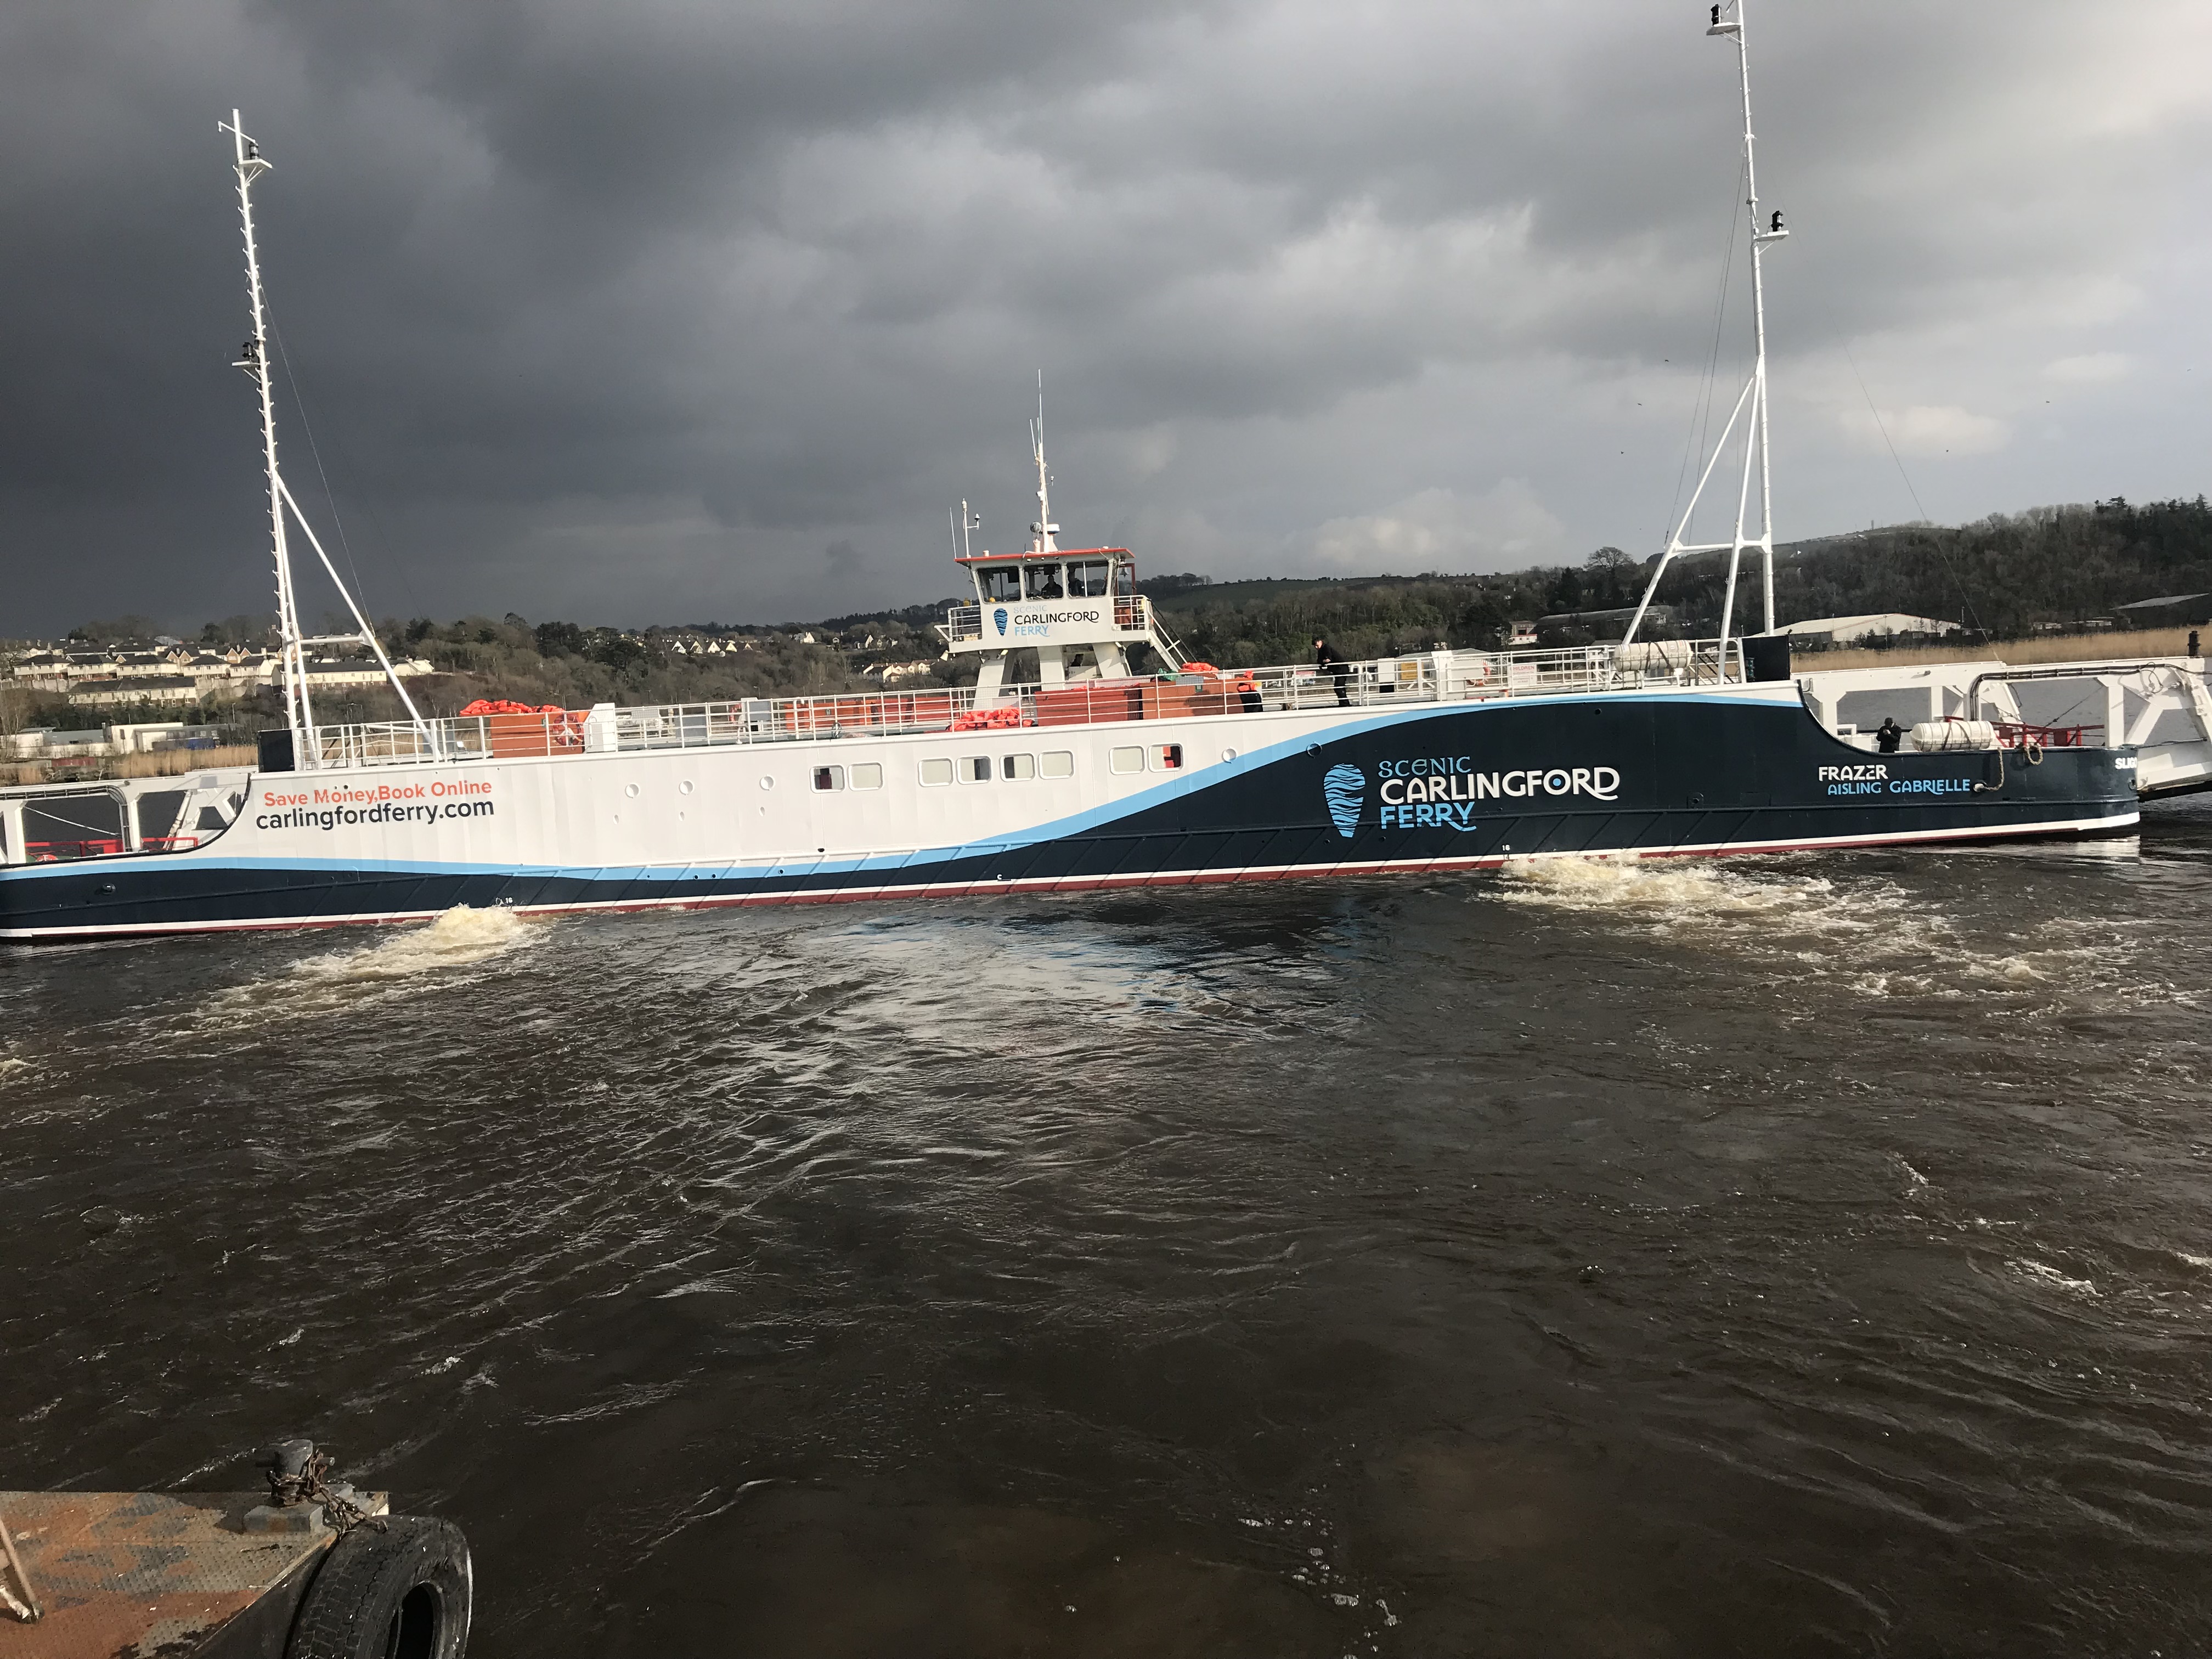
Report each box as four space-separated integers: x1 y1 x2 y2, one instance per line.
1875 716 1904 754
1314 637 1351 707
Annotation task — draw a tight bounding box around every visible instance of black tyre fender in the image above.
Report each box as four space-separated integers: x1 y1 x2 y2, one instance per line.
286 1515 473 1659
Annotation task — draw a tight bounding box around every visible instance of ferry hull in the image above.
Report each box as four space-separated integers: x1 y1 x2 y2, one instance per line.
0 690 2138 941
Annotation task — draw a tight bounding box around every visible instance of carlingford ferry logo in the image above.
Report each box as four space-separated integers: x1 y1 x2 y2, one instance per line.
992 607 1009 636
1322 763 1365 838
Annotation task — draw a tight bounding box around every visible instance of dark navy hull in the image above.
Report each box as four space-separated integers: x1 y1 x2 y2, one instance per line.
0 692 2138 940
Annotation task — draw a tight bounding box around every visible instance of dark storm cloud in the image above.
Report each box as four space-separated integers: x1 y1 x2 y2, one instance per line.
2 0 2205 635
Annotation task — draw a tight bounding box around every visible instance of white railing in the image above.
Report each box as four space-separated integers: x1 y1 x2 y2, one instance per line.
295 638 1752 770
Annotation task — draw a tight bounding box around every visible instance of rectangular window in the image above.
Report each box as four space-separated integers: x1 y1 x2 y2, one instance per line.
980 567 1022 602
1001 753 1035 780
1110 746 1144 775
1041 750 1074 778
1025 563 1065 599
851 763 883 790
1151 744 1183 771
812 765 845 792
961 755 992 783
1067 562 1109 598
919 758 953 786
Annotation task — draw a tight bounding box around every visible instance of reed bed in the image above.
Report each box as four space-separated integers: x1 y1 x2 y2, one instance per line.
1808 629 2199 673
2 745 256 787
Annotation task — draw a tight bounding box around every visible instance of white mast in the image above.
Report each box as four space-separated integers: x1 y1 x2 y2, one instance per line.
221 111 432 766
1622 0 1788 673
1029 372 1058 554
224 114 309 743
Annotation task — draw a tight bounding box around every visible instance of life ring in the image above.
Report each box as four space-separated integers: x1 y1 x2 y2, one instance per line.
288 1515 472 1659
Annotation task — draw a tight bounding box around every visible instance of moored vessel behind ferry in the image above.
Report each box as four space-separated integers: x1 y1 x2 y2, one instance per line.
0 16 2153 942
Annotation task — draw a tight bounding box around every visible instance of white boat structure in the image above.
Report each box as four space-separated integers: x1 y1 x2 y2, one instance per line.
0 12 2192 941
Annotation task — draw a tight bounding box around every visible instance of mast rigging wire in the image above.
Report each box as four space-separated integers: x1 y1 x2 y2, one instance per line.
1843 341 1985 635
268 324 377 627
1666 153 1749 558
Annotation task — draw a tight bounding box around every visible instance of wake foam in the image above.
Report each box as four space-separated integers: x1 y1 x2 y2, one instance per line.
204 905 539 1023
1490 854 2156 1006
294 904 533 983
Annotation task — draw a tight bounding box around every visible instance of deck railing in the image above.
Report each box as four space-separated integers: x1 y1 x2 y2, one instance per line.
297 639 1750 770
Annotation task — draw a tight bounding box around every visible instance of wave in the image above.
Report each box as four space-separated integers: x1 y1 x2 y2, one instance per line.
201 905 541 1024
1489 854 2168 1008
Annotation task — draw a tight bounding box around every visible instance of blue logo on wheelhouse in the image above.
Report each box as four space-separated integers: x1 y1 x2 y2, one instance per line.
1322 763 1365 838
992 607 1008 636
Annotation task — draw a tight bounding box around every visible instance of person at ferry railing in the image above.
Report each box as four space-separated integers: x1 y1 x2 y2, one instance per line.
1313 639 1351 707
2190 629 2200 658
1875 716 1904 754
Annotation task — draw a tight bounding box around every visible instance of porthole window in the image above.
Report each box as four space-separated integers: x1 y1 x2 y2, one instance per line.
961 755 992 783
1041 751 1074 778
919 758 953 786
1110 746 1144 775
812 765 845 792
1151 744 1183 771
1001 753 1035 781
851 763 883 791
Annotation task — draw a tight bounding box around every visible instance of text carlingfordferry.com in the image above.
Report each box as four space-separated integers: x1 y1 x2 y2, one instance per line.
255 777 494 832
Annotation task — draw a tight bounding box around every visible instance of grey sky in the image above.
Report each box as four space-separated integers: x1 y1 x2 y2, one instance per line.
3 0 2207 635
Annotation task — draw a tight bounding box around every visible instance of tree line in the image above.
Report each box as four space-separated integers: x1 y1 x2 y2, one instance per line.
19 495 2207 721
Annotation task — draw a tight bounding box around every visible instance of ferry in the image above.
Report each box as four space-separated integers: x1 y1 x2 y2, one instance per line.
0 15 2152 941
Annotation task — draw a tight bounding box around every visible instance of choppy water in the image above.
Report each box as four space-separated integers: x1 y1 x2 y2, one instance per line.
9 804 2212 1656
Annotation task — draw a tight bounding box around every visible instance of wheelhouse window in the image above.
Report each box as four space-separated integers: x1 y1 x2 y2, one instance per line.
1024 563 1064 600
1067 561 1109 599
812 765 845 792
980 566 1022 602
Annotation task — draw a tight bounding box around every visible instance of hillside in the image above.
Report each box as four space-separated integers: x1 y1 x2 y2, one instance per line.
1139 495 2212 667
11 496 2205 728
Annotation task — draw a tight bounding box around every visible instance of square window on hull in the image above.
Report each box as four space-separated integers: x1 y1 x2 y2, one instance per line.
919 758 953 786
852 763 883 790
813 765 845 791
1110 746 1143 775
961 755 991 783
1041 751 1073 778
1001 753 1035 780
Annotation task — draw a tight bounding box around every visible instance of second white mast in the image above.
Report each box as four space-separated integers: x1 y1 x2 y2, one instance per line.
1622 0 1788 669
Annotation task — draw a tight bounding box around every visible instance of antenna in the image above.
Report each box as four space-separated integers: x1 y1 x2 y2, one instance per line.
1029 371 1059 552
953 499 980 561
1622 0 1788 675
222 111 432 764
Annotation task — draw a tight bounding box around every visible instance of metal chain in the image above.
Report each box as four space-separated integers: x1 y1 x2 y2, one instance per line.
266 1449 387 1537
